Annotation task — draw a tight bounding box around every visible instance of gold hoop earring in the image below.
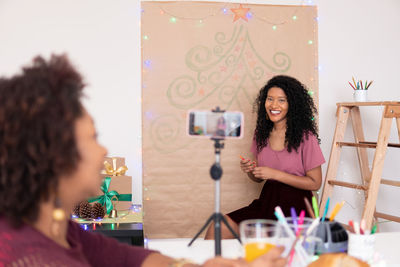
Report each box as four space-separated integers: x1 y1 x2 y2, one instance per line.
51 198 66 237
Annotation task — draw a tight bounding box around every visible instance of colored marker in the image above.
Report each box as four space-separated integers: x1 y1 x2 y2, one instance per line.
329 201 345 221
352 76 357 88
304 197 315 219
371 224 377 234
348 220 355 233
366 80 373 89
312 196 319 218
290 207 298 233
296 210 305 236
274 206 295 238
321 197 330 221
360 219 366 235
354 221 360 235
239 155 245 160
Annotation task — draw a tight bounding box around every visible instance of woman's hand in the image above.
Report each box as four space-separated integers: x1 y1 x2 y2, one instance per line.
250 246 287 267
202 257 247 267
240 159 256 173
201 246 286 267
252 166 276 181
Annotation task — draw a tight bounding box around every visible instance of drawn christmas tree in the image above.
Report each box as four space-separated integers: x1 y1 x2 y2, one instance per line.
167 6 292 111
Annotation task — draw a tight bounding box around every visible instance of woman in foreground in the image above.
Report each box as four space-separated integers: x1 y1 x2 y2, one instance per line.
0 55 285 267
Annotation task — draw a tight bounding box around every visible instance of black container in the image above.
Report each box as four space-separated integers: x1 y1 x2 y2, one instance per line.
315 218 348 254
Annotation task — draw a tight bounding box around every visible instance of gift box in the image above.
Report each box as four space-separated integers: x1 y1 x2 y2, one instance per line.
89 157 132 215
100 174 132 211
101 156 128 176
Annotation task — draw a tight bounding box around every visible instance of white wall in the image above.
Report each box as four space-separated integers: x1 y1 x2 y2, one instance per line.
1 0 400 231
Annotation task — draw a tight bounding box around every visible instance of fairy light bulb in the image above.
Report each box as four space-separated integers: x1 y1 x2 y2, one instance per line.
222 8 228 14
292 15 297 20
272 25 277 30
143 35 149 40
308 40 313 45
160 10 165 15
170 17 177 23
144 60 151 68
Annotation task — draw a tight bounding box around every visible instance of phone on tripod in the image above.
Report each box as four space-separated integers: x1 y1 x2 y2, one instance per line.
187 108 243 255
187 110 244 139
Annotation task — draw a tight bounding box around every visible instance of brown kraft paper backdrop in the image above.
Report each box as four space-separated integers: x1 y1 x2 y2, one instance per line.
141 1 318 238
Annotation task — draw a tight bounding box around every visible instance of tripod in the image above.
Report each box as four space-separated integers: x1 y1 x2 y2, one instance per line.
188 138 242 256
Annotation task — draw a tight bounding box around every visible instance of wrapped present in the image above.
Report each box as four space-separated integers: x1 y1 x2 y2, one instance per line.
90 157 132 215
101 157 128 176
90 175 132 214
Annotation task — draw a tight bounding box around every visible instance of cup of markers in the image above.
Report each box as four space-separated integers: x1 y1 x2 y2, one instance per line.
274 206 322 267
347 219 377 263
305 197 349 254
349 77 373 102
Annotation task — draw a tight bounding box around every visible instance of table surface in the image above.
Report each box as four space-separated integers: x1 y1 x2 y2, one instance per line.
83 223 143 236
148 232 400 266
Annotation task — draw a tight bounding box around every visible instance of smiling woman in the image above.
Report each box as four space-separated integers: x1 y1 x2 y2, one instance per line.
205 75 325 240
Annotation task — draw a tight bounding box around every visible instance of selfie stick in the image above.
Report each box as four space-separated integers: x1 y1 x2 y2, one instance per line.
188 107 241 256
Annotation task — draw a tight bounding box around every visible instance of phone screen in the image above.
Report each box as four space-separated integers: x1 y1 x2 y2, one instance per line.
188 110 243 139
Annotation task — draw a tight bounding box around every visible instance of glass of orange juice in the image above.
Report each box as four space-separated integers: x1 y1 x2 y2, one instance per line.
240 219 281 262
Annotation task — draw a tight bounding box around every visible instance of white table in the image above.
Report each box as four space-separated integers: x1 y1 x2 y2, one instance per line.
148 232 400 266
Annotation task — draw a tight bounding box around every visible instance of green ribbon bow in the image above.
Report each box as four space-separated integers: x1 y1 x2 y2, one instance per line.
88 176 132 214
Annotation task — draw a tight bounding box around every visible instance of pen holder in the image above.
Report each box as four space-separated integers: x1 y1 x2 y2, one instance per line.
281 217 322 267
348 233 375 262
353 90 368 102
314 218 348 254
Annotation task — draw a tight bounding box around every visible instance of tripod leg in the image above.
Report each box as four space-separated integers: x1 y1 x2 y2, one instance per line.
220 214 242 244
214 213 221 256
188 214 215 247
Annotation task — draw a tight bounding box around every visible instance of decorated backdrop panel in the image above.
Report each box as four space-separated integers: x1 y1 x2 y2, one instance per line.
142 1 318 238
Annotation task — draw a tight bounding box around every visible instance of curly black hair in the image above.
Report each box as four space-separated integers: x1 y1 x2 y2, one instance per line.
0 54 84 227
254 75 319 153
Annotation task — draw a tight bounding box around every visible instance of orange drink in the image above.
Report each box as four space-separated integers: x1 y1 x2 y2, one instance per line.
240 220 280 262
244 242 276 262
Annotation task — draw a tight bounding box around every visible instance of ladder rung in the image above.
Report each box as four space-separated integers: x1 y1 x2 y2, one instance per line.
337 141 400 148
381 179 400 187
327 180 368 190
374 212 400 223
360 141 400 148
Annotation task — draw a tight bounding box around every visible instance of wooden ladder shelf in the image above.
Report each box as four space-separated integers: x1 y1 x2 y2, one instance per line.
320 101 400 229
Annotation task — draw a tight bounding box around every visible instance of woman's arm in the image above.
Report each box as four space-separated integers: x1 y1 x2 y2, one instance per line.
252 166 322 191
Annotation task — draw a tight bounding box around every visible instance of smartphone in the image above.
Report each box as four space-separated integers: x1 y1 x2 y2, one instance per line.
187 110 244 139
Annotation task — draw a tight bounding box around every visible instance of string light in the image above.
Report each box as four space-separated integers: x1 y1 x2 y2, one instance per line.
246 12 253 19
272 25 277 30
143 35 149 40
308 40 313 45
144 60 151 68
169 17 177 23
155 0 307 25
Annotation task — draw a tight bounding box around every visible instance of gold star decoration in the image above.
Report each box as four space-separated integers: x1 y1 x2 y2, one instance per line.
231 4 250 22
